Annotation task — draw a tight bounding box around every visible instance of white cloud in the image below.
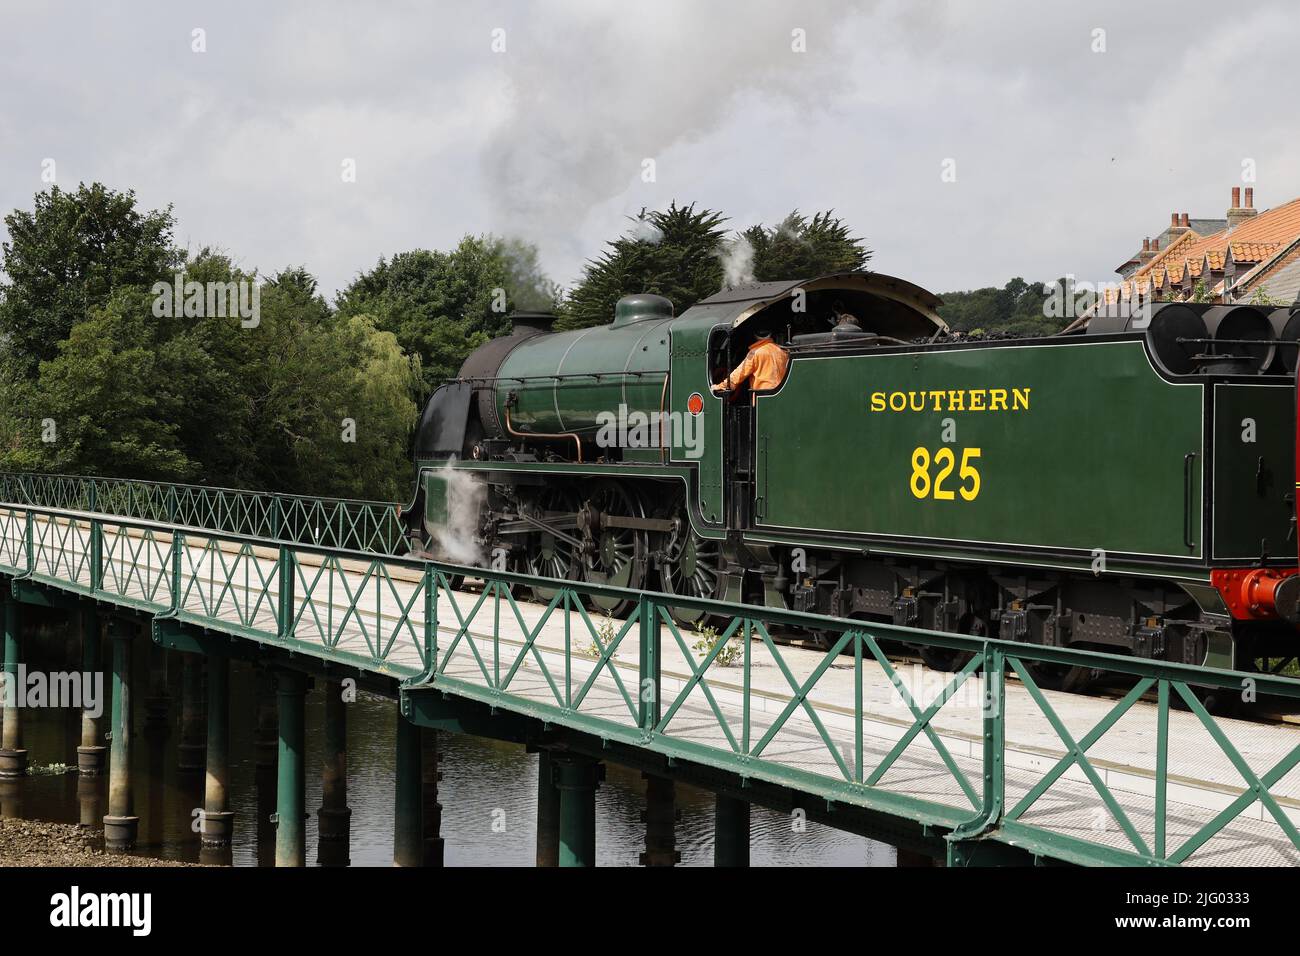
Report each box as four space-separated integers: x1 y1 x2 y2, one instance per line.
2 0 1299 302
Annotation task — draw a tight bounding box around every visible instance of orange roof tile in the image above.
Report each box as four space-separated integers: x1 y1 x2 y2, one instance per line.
1228 240 1281 262
1205 249 1226 270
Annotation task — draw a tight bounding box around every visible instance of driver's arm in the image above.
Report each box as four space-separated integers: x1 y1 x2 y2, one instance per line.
712 352 754 393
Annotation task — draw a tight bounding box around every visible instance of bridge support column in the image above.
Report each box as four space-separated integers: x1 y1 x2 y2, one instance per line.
393 714 422 866
640 773 680 866
714 794 750 867
421 727 444 867
274 668 308 867
201 655 235 848
76 605 106 775
177 655 206 771
103 618 139 850
535 749 560 867
77 772 101 828
255 669 278 867
0 598 27 778
143 641 170 735
555 754 602 867
317 679 350 867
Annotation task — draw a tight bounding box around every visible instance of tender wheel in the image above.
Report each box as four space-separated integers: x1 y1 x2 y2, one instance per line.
916 613 983 673
582 480 647 617
658 508 725 626
525 486 582 604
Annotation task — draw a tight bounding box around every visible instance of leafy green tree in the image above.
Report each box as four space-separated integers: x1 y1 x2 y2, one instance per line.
336 235 557 391
937 277 1060 336
745 210 870 281
0 184 182 378
1 286 203 479
557 202 729 331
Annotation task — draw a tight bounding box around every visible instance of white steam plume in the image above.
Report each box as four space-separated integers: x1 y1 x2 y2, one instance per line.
432 460 486 567
482 1 877 268
717 235 755 288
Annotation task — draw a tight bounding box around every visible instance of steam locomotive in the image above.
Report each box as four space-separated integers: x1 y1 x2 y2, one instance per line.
405 271 1300 688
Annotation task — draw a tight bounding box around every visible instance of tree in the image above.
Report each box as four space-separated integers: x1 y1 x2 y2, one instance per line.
336 235 558 391
557 202 729 331
936 277 1059 336
744 210 870 281
0 286 204 480
0 184 182 379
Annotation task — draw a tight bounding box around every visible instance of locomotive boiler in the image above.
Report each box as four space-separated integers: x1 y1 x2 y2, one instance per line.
405 271 1300 688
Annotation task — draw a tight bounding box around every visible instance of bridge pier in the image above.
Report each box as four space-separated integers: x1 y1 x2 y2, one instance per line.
274 668 308 867
177 655 206 771
76 605 106 775
555 753 602 867
640 773 680 866
201 655 235 848
77 771 101 828
317 678 350 867
535 748 560 867
143 640 170 736
714 794 750 867
393 714 422 866
0 597 28 778
255 669 278 867
103 617 139 850
421 727 444 867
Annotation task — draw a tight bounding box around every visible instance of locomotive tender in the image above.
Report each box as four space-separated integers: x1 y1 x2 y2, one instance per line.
407 271 1300 687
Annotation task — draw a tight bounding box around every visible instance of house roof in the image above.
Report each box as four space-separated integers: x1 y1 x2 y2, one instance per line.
1115 197 1300 301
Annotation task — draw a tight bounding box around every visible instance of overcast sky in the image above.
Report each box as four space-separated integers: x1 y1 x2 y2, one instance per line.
2 0 1297 302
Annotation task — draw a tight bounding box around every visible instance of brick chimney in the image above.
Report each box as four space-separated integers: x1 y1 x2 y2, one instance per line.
1138 237 1156 264
1167 212 1189 240
1227 186 1257 229
1181 212 1190 228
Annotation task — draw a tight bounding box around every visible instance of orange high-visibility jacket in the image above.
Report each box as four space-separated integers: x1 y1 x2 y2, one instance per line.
716 338 790 393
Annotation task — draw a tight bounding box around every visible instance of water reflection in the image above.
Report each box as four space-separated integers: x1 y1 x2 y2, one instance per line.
10 656 895 867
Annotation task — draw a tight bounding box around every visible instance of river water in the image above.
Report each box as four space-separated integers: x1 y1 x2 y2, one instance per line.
3 626 895 867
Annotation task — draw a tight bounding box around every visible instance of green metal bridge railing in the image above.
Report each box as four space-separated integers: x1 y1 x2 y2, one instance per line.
1 500 1299 867
0 472 408 556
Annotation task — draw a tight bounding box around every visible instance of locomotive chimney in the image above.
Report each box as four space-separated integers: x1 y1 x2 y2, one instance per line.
508 311 557 335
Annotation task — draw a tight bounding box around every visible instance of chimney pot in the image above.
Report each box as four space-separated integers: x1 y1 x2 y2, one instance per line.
1181 213 1189 227
1232 186 1241 208
1171 212 1179 227
1152 237 1159 250
1245 187 1254 209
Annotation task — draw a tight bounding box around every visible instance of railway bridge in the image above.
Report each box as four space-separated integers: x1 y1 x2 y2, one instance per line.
1 472 1299 867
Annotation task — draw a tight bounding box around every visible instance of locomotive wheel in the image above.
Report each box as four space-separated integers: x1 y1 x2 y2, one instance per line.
583 481 647 617
916 614 982 673
1023 658 1095 694
658 511 725 626
526 486 582 605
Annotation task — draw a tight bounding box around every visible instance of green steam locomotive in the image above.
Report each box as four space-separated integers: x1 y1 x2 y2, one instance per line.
406 271 1300 687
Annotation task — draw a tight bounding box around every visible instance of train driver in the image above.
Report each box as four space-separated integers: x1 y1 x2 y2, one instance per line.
710 325 790 401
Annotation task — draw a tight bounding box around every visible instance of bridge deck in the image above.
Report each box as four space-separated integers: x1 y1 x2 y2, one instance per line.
4 509 1300 866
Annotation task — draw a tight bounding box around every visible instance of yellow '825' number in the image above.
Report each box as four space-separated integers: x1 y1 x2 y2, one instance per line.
910 447 981 501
